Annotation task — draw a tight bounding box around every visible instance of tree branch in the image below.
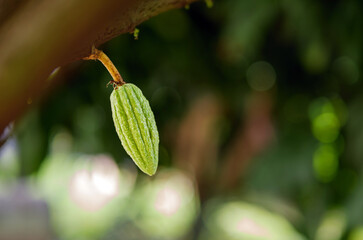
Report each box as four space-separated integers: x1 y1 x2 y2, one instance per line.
0 0 197 131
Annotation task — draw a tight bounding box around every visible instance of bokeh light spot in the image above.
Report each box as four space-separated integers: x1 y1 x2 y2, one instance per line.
154 186 182 216
246 61 276 91
315 208 346 240
313 144 338 182
69 155 120 211
204 201 304 240
301 40 330 73
236 217 269 237
135 170 199 239
91 156 120 197
333 56 359 84
312 112 340 143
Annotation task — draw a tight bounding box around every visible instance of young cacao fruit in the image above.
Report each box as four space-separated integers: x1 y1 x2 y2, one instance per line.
110 83 159 176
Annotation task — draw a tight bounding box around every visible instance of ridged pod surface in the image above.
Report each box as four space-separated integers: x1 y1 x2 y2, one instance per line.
110 83 159 176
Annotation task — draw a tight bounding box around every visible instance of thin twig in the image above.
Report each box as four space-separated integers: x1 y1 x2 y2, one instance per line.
84 45 125 86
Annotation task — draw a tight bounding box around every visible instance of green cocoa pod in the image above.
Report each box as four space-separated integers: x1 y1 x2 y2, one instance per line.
110 83 159 176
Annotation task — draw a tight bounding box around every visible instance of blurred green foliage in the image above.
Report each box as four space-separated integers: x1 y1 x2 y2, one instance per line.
1 0 363 239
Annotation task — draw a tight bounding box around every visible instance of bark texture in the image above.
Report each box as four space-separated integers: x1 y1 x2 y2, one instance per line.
0 0 197 132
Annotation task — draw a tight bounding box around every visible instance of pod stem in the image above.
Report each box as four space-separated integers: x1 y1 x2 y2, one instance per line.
84 45 125 87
